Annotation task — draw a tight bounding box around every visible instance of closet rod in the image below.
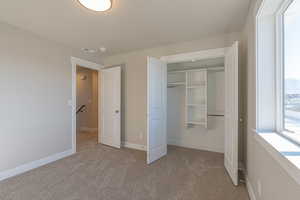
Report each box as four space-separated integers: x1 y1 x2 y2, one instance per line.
168 66 224 73
207 114 224 117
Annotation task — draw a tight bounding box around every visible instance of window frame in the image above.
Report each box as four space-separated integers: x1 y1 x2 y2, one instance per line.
275 0 300 146
255 0 300 186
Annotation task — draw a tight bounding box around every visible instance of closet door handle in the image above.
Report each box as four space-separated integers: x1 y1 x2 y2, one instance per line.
115 110 120 114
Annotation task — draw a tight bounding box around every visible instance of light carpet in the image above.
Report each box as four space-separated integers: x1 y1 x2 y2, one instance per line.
0 132 249 200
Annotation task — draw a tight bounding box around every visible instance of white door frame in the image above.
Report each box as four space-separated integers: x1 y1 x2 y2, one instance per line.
160 46 240 185
71 57 103 153
156 48 226 155
146 48 226 161
159 48 226 143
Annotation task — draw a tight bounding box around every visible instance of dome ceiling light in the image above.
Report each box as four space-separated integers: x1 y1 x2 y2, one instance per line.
78 0 112 12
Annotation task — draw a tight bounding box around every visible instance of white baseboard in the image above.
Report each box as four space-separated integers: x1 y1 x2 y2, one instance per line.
0 149 74 182
80 127 98 132
167 139 224 153
122 142 146 151
245 175 257 200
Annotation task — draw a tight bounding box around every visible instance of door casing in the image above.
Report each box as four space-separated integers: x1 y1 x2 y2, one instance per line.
158 44 240 185
71 57 103 153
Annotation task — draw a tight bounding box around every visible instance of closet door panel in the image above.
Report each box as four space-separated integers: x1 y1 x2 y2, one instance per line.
147 57 167 164
224 41 239 186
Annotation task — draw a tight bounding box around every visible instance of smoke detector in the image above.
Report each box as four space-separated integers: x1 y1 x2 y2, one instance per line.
99 47 107 53
81 48 98 54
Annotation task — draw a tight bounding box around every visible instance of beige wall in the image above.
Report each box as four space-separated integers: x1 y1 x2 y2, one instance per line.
102 32 243 148
243 1 300 199
76 66 98 131
0 22 100 173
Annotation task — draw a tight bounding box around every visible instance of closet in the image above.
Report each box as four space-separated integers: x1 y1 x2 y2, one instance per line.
147 42 239 185
167 58 225 153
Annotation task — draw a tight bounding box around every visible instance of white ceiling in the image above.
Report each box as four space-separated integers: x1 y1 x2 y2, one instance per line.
0 0 250 56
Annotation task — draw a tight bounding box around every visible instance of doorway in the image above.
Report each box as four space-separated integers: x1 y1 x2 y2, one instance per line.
71 57 122 153
76 66 99 151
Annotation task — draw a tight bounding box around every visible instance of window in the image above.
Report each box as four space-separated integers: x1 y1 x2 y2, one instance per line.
256 0 300 184
282 0 300 144
256 0 300 144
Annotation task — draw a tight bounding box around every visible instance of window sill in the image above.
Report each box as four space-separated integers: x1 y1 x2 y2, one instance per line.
253 130 300 185
282 130 300 146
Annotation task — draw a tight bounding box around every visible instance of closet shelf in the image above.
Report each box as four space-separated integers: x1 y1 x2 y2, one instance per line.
168 81 185 86
168 71 186 74
187 121 207 125
187 104 207 109
186 86 206 89
208 114 224 117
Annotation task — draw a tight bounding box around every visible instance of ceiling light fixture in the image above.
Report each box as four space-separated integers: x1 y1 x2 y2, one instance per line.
78 0 112 12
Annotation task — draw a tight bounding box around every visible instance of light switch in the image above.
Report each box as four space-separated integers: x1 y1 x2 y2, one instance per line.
67 100 73 106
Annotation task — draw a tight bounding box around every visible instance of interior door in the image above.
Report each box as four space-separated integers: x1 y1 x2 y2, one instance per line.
147 57 167 164
100 66 121 148
224 41 239 186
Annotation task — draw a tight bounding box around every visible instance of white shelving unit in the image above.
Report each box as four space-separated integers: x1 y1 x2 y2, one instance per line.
167 69 208 128
167 81 185 86
167 71 186 87
185 69 207 128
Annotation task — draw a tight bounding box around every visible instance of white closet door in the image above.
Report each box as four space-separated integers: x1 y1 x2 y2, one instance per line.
147 57 167 164
101 66 121 148
224 41 239 186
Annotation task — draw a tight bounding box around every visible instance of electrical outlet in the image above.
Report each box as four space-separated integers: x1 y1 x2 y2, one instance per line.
257 180 262 197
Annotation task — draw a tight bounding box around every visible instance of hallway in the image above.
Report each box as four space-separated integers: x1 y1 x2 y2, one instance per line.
77 131 98 152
